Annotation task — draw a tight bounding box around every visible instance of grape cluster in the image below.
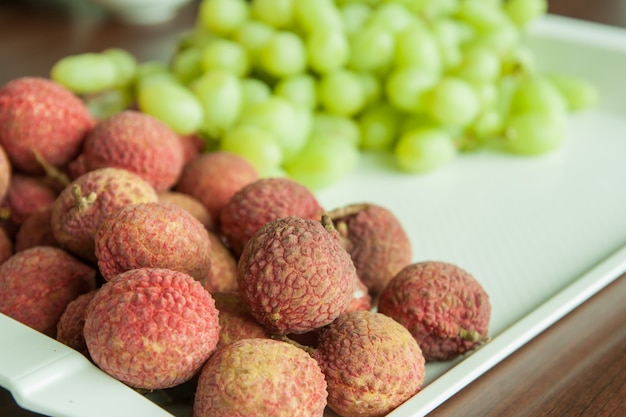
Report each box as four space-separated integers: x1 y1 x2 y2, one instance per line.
50 0 597 189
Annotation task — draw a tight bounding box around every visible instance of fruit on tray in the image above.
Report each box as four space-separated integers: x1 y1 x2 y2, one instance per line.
378 260 492 361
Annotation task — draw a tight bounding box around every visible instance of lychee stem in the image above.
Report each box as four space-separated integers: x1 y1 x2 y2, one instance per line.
459 328 486 343
33 150 70 188
71 184 97 212
321 213 336 233
0 207 10 220
326 203 370 221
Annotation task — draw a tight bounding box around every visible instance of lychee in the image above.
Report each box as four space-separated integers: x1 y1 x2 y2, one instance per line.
177 133 204 165
212 292 267 348
158 190 214 231
14 207 60 252
0 173 59 234
83 267 220 390
204 231 238 294
94 202 212 282
192 338 328 417
377 261 491 361
56 289 98 358
174 151 259 227
0 246 97 337
51 167 159 262
220 177 324 255
329 203 412 298
345 276 372 313
71 110 184 192
237 215 356 335
0 77 94 174
312 310 425 417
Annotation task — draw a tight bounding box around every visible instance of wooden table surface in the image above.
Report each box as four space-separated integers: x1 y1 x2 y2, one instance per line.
1 1 625 416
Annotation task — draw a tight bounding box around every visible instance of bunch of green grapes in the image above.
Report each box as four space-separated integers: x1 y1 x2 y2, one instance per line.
50 0 598 189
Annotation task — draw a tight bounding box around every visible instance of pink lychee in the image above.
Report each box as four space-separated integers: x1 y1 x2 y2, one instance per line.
212 292 267 349
14 207 60 252
83 267 220 390
56 289 98 358
158 190 214 231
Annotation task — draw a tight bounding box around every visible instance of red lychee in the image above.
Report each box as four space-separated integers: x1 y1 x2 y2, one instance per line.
14 207 60 252
0 227 12 265
220 177 324 255
178 133 204 165
71 110 184 192
237 215 356 335
94 202 212 282
212 292 267 348
312 310 426 417
158 190 214 231
377 260 491 361
345 276 372 313
329 203 412 298
56 289 98 358
204 231 239 294
192 338 328 417
51 167 159 262
0 246 97 337
83 267 220 390
174 151 259 227
0 77 94 174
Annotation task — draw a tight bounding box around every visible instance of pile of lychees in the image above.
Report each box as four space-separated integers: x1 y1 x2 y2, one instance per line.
0 76 491 417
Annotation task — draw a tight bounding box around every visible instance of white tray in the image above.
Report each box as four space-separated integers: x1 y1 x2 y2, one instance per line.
2 13 626 417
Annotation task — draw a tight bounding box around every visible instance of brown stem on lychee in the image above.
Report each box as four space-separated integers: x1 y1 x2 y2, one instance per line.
321 212 337 234
271 334 317 357
325 203 370 221
459 328 487 343
33 150 71 188
0 207 10 220
71 184 97 212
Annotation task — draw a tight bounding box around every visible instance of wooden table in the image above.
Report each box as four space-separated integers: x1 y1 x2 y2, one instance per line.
1 1 625 416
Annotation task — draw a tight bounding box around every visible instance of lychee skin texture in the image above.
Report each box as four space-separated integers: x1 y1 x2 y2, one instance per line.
1 174 58 227
14 208 60 252
313 310 426 417
0 77 94 174
0 246 97 337
332 203 412 297
377 261 492 361
56 289 98 358
220 177 324 255
158 191 214 231
212 292 267 349
94 202 212 282
75 110 184 192
238 216 356 335
0 227 13 265
175 151 259 226
83 268 220 390
204 231 239 294
51 167 159 262
193 338 328 417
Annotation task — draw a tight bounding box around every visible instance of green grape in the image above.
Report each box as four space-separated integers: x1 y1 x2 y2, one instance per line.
385 66 438 114
50 52 119 94
101 48 137 86
306 29 349 74
394 25 442 75
238 96 306 161
359 72 383 107
83 87 133 121
294 0 343 33
394 127 457 173
137 80 204 135
431 18 466 71
318 69 366 116
171 47 204 84
191 70 242 136
369 2 417 34
470 21 521 58
544 72 599 111
231 20 276 64
220 124 284 175
251 0 294 29
197 0 249 36
348 23 395 72
311 112 361 147
504 0 548 28
135 62 179 90
357 102 402 151
471 109 504 140
454 45 501 84
240 77 272 111
259 31 307 78
274 74 317 109
200 39 250 77
509 76 568 118
456 0 509 32
504 112 565 155
284 132 359 190
425 77 481 127
339 1 371 35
